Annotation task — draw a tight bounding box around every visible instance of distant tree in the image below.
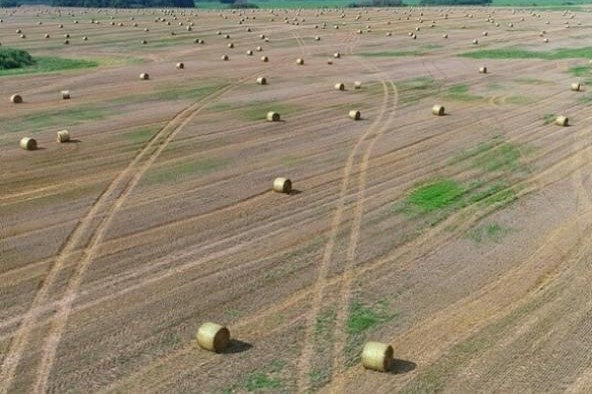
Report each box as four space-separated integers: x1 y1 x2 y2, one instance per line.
0 0 19 6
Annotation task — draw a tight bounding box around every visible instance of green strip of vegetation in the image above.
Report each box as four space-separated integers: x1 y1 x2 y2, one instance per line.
461 47 592 60
0 55 98 77
407 179 466 213
144 158 229 185
444 84 483 102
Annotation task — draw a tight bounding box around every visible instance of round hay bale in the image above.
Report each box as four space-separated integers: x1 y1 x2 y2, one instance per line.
246 50 253 56
20 137 37 151
176 62 184 69
141 39 147 44
315 36 321 41
10 94 23 104
261 55 268 62
543 38 549 43
20 34 26 39
64 39 69 45
64 33 70 38
335 82 345 91
361 342 393 372
327 59 333 65
257 76 267 85
349 110 361 120
472 39 478 44
56 129 70 143
386 32 392 36
61 90 70 99
296 58 304 65
354 81 362 89
555 115 568 126
571 82 582 91
442 33 448 38
196 322 230 353
224 34 230 39
482 31 488 36
82 36 88 41
432 104 445 116
221 54 229 61
228 42 234 48
334 52 341 58
256 46 263 52
45 33 50 38
479 66 487 74
139 72 149 80
273 177 292 193
267 111 280 122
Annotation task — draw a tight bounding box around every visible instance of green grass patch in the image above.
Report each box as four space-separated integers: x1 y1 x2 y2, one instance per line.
122 125 162 144
145 158 229 185
473 142 523 173
396 76 442 106
0 55 98 77
461 47 592 60
579 93 592 104
468 222 509 243
568 65 591 77
315 308 336 337
444 84 482 102
347 299 397 336
407 179 466 213
543 113 556 125
2 105 110 133
244 372 282 392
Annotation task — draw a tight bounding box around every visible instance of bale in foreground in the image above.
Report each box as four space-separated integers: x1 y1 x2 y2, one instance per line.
432 105 445 116
362 341 393 372
139 73 149 80
61 90 70 99
196 322 230 353
555 115 568 126
349 110 361 120
571 82 582 91
273 177 292 193
267 111 280 122
56 130 70 143
20 137 37 150
11 94 23 103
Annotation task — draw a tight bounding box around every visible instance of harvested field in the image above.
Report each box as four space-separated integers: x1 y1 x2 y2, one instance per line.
2 5 592 394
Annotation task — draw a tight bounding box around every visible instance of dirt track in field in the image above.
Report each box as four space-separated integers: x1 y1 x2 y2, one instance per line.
2 4 592 393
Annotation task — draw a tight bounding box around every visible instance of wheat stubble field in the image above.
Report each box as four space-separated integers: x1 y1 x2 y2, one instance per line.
2 4 592 393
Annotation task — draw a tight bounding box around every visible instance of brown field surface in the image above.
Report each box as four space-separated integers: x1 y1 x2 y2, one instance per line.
2 4 592 393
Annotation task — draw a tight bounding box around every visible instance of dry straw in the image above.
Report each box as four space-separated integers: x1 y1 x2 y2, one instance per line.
11 94 23 103
349 110 361 120
176 62 184 69
273 177 292 193
571 82 582 91
361 342 394 372
267 111 280 122
196 322 230 353
20 137 37 150
296 58 304 65
555 115 568 126
335 82 345 91
257 76 267 85
139 72 149 80
432 105 445 116
56 130 70 143
479 66 487 73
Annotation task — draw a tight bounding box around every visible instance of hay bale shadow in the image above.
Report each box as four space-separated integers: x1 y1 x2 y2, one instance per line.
389 359 417 374
288 189 302 195
65 139 82 143
223 339 252 354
